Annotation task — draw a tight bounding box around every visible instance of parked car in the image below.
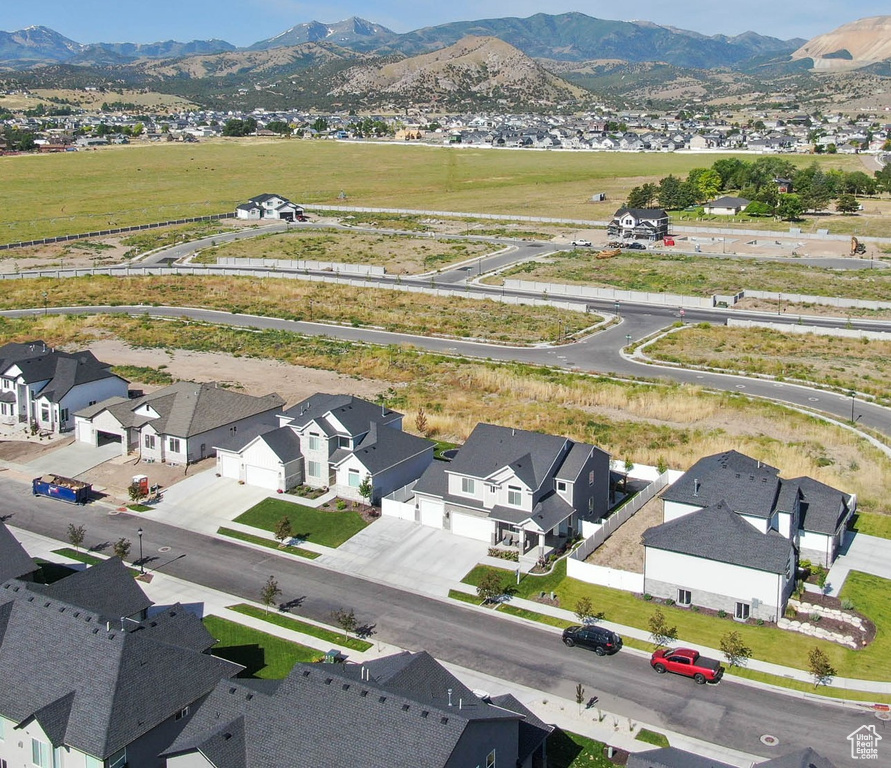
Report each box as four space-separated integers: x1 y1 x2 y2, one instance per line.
571 239 592 247
650 648 724 684
562 625 623 656
625 242 647 250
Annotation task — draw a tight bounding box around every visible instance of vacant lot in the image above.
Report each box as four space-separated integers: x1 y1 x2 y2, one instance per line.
195 228 491 274
235 498 368 549
0 139 868 243
0 274 596 344
646 325 891 402
584 495 663 572
491 249 891 302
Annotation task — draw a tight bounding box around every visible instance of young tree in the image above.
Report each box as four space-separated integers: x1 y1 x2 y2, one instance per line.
575 596 595 624
575 682 586 714
648 608 678 648
719 630 752 668
476 571 506 604
112 538 131 560
260 575 282 615
358 476 373 507
128 482 146 504
67 523 86 553
274 517 293 545
331 607 358 639
807 647 836 688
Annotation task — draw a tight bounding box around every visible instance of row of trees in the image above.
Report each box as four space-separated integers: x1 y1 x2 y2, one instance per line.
626 156 891 218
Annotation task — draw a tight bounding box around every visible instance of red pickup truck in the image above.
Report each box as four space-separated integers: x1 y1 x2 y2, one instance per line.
650 648 724 684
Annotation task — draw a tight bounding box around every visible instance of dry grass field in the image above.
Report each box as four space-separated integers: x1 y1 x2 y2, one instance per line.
0 139 869 244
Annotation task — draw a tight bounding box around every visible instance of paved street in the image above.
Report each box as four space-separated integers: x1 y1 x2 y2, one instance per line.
0 475 879 766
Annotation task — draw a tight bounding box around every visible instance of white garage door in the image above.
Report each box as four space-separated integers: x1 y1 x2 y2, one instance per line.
245 464 280 491
218 453 241 480
419 499 444 529
450 512 493 542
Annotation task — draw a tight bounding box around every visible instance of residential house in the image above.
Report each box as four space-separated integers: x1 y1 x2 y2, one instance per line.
0 341 128 434
235 193 304 221
401 423 610 559
627 746 836 768
607 208 670 241
0 571 239 768
215 393 434 502
165 650 552 768
642 450 854 621
74 381 284 464
704 196 750 215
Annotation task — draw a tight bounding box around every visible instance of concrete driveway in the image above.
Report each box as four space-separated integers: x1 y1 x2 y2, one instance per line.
27 441 121 478
826 531 891 594
140 468 273 534
315 516 487 597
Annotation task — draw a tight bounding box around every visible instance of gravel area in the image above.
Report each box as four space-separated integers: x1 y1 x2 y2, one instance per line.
584 494 664 573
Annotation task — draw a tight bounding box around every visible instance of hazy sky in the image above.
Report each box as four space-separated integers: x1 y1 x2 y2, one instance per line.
3 2 886 47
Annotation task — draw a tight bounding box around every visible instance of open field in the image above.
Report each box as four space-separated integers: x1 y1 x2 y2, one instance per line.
645 325 891 402
194 228 492 274
0 139 871 244
1 88 196 111
7 312 890 516
489 249 891 301
463 562 891 680
0 275 596 344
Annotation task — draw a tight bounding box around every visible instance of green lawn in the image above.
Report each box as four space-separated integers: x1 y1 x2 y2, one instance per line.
234 498 368 548
636 729 670 748
548 729 614 768
853 513 891 540
52 547 102 565
462 561 891 680
202 615 323 679
227 604 372 652
217 526 320 559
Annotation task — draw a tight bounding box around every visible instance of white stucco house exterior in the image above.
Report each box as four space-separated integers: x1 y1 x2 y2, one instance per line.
235 193 304 221
215 393 435 502
606 207 670 241
704 196 750 215
0 341 128 434
74 382 284 464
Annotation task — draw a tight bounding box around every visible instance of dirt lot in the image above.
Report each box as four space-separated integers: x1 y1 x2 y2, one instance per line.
82 454 218 502
585 493 664 573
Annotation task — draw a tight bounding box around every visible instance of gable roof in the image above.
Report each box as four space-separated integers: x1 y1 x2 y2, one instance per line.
707 196 751 208
331 421 433 474
662 450 781 519
129 603 218 653
488 693 552 764
643 501 792 574
0 583 239 759
281 392 401 435
82 382 284 438
786 477 851 535
612 207 669 220
0 521 37 582
165 651 524 768
446 423 568 490
27 557 152 623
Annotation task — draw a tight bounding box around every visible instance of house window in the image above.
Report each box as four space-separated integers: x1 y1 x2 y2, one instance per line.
486 750 496 768
588 497 594 513
107 749 127 768
588 470 595 485
735 602 750 620
486 484 496 493
169 437 181 453
307 460 321 478
308 434 322 451
175 706 190 721
507 486 522 506
84 757 102 768
60 408 68 423
144 434 155 450
338 436 350 449
556 480 567 492
40 406 50 422
348 469 361 488
461 477 475 495
677 589 691 606
31 739 50 768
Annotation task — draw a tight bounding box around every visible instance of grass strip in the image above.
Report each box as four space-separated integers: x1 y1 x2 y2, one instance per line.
497 603 574 629
217 527 320 559
127 504 152 512
635 728 670 747
203 615 323 679
448 589 489 607
51 548 139 576
227 603 371 652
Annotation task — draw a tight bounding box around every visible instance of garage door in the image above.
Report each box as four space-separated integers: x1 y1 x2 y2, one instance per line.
218 453 241 480
245 464 280 491
419 499 444 529
450 512 493 542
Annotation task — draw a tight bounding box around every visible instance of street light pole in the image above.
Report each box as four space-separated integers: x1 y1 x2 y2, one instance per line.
850 392 856 423
137 527 144 575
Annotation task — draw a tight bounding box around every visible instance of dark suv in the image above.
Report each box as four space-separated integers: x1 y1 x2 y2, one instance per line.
562 625 622 656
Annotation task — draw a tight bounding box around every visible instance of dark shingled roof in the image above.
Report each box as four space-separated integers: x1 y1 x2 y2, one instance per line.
787 477 851 536
165 651 525 768
281 392 401 435
132 603 218 653
27 557 153 623
446 423 568 490
612 206 669 219
0 521 37 582
662 450 781 519
626 746 736 768
643 501 793 574
331 421 433 475
488 693 552 764
758 747 837 768
0 584 239 759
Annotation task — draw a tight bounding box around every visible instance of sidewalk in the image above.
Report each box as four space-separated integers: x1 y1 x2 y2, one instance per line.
451 581 891 697
9 524 762 768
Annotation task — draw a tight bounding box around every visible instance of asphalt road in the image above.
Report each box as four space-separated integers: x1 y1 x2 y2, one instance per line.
0 477 876 766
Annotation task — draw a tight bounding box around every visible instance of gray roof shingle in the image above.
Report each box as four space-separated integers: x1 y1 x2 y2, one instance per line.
643 501 793 574
0 521 37 582
787 477 851 536
281 392 401 435
758 747 837 768
331 421 434 475
626 746 735 768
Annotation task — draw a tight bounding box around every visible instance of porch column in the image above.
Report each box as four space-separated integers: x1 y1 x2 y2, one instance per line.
518 528 526 554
